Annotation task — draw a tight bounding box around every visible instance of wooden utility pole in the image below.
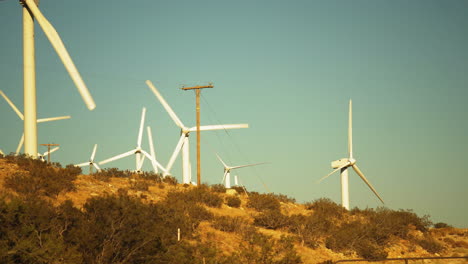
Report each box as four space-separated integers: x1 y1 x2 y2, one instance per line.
181 84 214 186
40 143 59 163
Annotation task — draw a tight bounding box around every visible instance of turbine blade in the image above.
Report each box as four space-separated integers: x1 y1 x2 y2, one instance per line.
351 164 385 204
16 134 25 155
231 162 267 170
317 163 350 183
90 144 98 161
137 108 146 147
348 99 353 159
23 0 96 110
99 149 135 165
141 150 168 174
189 124 249 132
44 147 60 156
165 134 185 173
214 153 228 168
0 90 24 120
93 163 101 171
75 162 90 167
37 115 71 123
146 80 185 129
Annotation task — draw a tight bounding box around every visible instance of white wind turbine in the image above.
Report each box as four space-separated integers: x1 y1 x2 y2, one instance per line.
17 0 96 158
0 90 71 155
98 108 167 174
0 149 4 156
38 146 59 162
146 80 249 184
318 100 384 210
215 153 266 189
75 144 100 174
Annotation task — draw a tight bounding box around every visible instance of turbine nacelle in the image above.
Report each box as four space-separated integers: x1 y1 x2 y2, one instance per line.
331 159 350 169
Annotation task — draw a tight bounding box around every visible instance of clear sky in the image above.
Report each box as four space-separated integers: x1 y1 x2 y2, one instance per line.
1 0 467 227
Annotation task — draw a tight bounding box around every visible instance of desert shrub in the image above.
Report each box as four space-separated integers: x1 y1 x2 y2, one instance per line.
4 160 79 197
353 207 432 239
231 185 247 195
305 198 346 219
355 240 388 260
130 179 150 191
211 184 227 193
0 197 83 263
213 216 247 233
288 213 335 248
163 175 178 185
93 167 132 181
226 196 241 208
417 236 444 253
434 222 452 228
70 194 166 263
181 185 223 208
271 193 296 203
234 231 302 264
254 210 290 230
325 220 388 259
247 192 281 212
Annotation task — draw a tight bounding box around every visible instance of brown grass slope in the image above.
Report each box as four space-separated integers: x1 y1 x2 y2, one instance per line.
0 156 467 264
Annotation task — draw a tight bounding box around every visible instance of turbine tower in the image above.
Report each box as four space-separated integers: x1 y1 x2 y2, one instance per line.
319 100 384 210
215 153 266 189
146 80 248 184
19 0 96 158
0 90 71 155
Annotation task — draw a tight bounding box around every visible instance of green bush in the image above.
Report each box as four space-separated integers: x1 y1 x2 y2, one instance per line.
226 196 241 208
247 192 281 212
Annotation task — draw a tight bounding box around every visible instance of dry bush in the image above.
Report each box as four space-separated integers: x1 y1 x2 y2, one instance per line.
434 222 452 228
417 236 444 253
253 210 290 230
225 196 241 208
246 192 281 212
211 184 226 193
162 176 178 185
213 216 247 233
4 158 79 198
130 180 150 191
305 198 346 219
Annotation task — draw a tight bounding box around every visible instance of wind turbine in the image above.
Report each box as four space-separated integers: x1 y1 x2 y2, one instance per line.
38 146 59 162
215 153 266 189
98 108 167 174
75 144 100 174
17 0 96 158
318 100 384 210
0 90 71 155
146 80 249 184
0 149 4 156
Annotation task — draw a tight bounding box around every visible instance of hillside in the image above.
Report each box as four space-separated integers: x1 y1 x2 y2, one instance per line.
0 155 467 264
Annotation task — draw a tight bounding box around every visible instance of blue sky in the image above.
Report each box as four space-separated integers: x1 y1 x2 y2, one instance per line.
1 0 467 227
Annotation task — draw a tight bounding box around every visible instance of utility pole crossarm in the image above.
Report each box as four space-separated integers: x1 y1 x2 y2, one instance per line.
182 84 214 186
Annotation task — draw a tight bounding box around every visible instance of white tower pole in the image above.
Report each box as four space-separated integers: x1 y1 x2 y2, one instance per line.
182 137 190 184
23 3 38 158
225 171 231 189
340 167 350 210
